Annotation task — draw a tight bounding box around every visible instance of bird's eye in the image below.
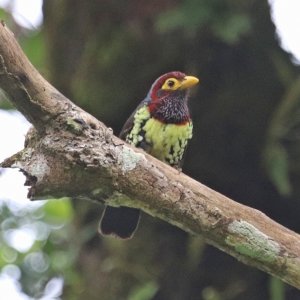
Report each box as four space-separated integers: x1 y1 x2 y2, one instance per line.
161 77 179 90
167 80 175 87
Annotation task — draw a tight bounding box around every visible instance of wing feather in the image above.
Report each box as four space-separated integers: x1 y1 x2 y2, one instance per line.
119 97 150 140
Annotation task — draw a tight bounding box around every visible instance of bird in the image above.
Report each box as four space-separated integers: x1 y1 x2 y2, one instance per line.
99 71 199 239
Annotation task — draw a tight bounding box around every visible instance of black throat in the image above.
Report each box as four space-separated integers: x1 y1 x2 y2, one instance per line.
151 91 190 124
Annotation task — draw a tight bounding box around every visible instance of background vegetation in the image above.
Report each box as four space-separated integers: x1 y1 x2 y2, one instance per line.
1 0 300 299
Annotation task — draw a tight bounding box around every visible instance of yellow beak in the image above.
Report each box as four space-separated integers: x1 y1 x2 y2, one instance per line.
179 75 199 90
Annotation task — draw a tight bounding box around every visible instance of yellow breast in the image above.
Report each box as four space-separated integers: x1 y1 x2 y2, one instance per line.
143 115 193 165
126 105 193 165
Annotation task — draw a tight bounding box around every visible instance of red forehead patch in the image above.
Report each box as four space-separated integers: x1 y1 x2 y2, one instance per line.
150 71 186 100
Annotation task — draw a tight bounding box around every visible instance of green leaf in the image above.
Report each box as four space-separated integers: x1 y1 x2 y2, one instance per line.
43 198 74 223
264 144 291 196
0 8 9 22
128 281 159 300
269 276 285 300
20 31 47 75
213 14 251 44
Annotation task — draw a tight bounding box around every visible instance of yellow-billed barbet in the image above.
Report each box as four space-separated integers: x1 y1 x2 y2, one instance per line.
100 71 199 239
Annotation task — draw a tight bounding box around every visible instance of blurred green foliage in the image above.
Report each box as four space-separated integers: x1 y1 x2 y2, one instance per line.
0 7 47 110
20 30 48 76
0 198 78 298
128 281 159 300
0 8 12 109
156 0 251 44
269 277 285 300
264 76 300 197
0 7 8 23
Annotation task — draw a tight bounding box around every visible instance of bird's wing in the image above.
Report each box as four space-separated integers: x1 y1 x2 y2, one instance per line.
119 98 149 140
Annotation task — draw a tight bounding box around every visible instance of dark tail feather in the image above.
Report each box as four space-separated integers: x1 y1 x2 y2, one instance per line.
99 206 140 239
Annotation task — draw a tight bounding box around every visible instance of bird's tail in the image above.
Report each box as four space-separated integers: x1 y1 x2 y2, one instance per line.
99 206 140 239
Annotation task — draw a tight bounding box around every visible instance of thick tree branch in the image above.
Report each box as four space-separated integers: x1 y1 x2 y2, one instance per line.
0 23 300 289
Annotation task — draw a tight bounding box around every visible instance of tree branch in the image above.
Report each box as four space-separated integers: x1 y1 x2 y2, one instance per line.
0 23 300 289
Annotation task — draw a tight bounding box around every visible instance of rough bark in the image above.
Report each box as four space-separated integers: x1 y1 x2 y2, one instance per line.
0 23 300 289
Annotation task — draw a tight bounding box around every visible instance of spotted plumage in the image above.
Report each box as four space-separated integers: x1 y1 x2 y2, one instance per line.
100 71 199 239
127 107 193 165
